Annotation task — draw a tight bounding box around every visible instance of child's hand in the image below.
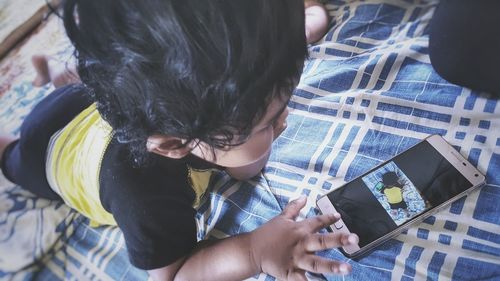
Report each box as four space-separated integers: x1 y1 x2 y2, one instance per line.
250 196 357 281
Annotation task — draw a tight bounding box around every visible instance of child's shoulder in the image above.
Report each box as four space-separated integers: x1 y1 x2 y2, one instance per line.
100 138 195 196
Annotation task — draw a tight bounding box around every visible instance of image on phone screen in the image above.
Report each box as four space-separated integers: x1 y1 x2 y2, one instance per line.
325 140 476 249
361 161 431 226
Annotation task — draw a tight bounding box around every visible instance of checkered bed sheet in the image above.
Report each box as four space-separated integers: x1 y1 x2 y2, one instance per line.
0 0 499 280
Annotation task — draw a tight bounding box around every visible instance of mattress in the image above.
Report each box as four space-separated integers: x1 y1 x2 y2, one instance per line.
0 0 499 280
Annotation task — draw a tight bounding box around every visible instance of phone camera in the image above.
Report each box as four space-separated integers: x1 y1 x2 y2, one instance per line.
475 174 479 177
462 162 467 166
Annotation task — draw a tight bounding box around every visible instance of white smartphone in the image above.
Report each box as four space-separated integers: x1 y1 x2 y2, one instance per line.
316 134 486 258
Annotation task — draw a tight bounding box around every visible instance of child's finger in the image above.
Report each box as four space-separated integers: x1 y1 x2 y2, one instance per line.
303 233 358 252
303 213 341 233
296 255 351 275
281 196 307 220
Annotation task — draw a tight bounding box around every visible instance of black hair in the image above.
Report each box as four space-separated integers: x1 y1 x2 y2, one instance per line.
382 171 402 187
62 0 307 165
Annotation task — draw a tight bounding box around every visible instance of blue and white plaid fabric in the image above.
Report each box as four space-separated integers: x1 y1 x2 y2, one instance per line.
1 0 499 280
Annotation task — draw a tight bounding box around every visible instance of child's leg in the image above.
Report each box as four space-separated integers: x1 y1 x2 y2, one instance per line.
0 84 92 200
32 55 51 87
305 0 329 44
32 55 81 88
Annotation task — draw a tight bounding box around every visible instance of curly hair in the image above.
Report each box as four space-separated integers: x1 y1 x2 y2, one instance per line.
62 0 308 165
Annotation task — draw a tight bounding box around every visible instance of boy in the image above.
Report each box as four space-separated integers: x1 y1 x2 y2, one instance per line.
378 172 409 217
1 1 357 280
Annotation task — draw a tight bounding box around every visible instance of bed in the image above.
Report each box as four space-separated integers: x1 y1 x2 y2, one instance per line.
1 0 499 280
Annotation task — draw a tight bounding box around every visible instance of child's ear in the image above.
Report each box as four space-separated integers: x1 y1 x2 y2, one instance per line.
146 134 192 159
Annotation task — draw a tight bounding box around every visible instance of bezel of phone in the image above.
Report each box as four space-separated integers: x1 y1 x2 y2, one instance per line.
316 134 486 258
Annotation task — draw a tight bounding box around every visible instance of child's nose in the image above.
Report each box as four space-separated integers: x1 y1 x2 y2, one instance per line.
273 122 287 140
283 107 289 119
270 106 289 139
278 107 289 123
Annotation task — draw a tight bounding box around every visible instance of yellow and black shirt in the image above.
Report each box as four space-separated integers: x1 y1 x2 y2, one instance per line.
1 85 217 270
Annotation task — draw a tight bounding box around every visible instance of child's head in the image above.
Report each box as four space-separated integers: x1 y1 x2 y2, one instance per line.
63 0 307 166
382 172 401 187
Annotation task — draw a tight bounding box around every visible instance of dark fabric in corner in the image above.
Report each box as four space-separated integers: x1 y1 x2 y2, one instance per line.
429 0 500 96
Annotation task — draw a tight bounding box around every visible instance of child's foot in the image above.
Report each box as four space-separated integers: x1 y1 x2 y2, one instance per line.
51 63 80 88
31 54 80 88
305 0 330 44
32 55 51 87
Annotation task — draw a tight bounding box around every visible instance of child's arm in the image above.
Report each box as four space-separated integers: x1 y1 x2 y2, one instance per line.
148 196 357 281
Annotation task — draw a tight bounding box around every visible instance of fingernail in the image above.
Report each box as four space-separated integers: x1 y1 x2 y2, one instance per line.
339 263 350 274
333 212 341 219
297 195 307 202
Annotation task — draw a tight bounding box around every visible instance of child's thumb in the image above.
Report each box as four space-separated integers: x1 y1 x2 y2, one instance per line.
281 196 307 219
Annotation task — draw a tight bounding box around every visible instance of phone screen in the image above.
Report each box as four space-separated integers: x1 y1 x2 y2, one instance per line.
327 140 473 248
